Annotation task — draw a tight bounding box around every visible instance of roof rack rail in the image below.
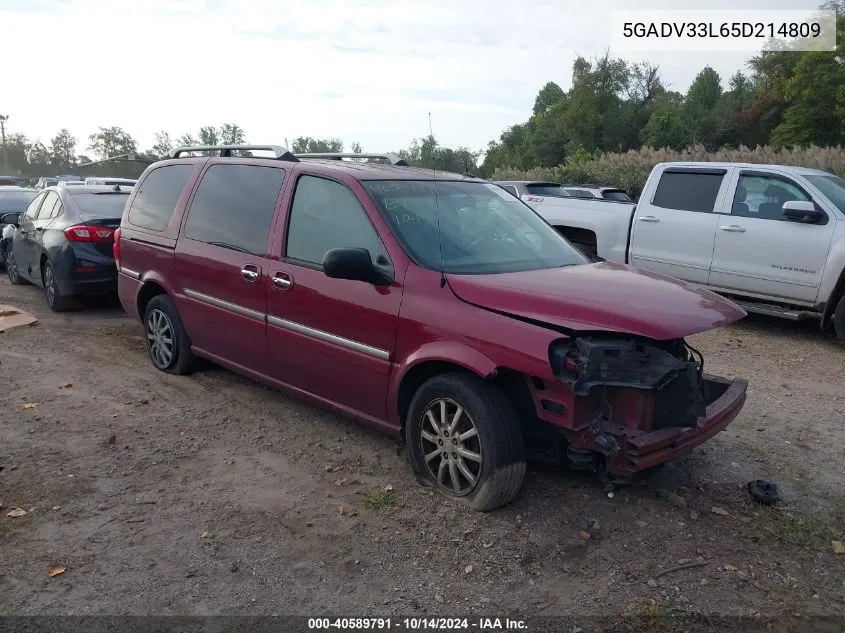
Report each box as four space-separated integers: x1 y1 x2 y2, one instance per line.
169 145 299 161
295 152 409 167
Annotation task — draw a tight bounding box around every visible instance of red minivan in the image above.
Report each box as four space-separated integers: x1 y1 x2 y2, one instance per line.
115 145 748 511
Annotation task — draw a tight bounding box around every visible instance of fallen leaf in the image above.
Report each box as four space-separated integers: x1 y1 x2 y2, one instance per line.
199 531 215 539
832 541 845 555
21 403 37 410
383 484 393 492
48 566 65 577
579 530 591 539
6 508 27 518
724 564 738 571
518 531 529 538
332 478 347 487
338 505 345 515
711 506 729 516
62 384 73 389
52 505 61 511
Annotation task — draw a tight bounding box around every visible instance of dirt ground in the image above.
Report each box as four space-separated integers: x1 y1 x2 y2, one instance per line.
1 274 844 626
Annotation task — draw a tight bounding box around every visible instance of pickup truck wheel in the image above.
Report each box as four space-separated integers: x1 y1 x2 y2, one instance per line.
834 295 845 344
405 373 526 511
143 295 197 375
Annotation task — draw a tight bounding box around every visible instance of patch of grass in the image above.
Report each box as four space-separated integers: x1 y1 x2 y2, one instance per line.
361 489 397 510
749 506 841 549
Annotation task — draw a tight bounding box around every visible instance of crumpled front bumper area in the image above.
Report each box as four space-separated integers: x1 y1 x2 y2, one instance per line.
605 375 747 476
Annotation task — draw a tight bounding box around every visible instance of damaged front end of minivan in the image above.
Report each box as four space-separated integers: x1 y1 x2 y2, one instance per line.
522 335 747 484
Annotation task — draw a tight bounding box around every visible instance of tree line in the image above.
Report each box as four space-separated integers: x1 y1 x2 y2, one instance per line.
4 1 841 179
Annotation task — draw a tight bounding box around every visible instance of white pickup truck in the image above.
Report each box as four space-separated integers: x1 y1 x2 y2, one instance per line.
506 162 845 342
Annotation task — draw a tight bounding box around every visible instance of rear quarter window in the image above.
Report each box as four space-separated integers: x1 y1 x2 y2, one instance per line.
127 164 193 231
651 171 725 213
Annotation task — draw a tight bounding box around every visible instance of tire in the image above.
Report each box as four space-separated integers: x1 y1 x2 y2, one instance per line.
834 294 845 344
42 261 73 312
0 242 6 271
143 294 197 375
405 372 526 512
6 249 26 285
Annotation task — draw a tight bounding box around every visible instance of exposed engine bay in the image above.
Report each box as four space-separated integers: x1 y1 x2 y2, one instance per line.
549 336 707 429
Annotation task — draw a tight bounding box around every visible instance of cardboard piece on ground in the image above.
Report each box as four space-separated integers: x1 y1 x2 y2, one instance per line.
0 305 38 332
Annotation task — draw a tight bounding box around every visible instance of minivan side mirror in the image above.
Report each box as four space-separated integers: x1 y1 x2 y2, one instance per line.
0 212 21 226
782 200 825 224
323 247 392 286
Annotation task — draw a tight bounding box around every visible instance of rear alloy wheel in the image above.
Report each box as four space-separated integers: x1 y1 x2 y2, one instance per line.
42 262 72 312
406 373 526 511
6 249 24 285
143 294 197 375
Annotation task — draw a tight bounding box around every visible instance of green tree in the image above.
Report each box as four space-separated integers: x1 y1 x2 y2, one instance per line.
219 123 246 145
49 128 78 170
4 133 31 174
291 137 343 153
27 141 51 172
532 81 565 116
150 131 173 159
87 126 137 159
198 126 219 146
683 66 723 149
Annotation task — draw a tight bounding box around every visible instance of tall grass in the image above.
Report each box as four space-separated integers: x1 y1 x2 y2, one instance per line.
491 145 845 198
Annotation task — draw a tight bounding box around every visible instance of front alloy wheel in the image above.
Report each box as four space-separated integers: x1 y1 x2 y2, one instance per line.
405 373 526 511
419 398 483 496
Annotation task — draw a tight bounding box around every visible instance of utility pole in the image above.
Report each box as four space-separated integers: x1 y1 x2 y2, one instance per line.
0 115 8 175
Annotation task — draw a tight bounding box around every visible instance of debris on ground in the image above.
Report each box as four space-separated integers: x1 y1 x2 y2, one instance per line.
47 566 66 577
21 403 37 410
200 531 216 539
747 480 780 505
6 508 27 518
832 541 845 555
0 305 38 332
710 506 729 516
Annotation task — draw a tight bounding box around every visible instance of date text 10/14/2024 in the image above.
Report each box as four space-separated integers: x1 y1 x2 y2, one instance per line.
308 618 528 631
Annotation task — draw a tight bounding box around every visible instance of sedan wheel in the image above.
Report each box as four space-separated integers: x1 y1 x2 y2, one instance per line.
43 262 71 312
6 250 24 285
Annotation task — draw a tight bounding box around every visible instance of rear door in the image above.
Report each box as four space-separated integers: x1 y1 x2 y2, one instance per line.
172 162 286 376
708 170 834 303
266 173 402 421
13 192 46 279
27 191 61 279
628 167 730 284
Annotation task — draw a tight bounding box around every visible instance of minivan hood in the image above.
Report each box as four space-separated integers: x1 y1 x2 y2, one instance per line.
447 262 746 340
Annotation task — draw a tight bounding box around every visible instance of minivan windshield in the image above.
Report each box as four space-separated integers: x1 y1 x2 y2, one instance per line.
805 174 845 215
362 180 588 274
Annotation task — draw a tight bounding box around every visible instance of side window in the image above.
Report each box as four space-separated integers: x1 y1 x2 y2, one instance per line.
651 171 725 213
127 164 193 231
732 175 812 221
36 193 60 219
500 185 518 197
286 175 388 267
23 194 45 220
183 164 285 256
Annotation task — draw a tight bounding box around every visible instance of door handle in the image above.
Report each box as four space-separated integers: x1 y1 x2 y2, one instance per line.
719 225 746 233
272 272 293 290
241 264 261 282
638 215 660 222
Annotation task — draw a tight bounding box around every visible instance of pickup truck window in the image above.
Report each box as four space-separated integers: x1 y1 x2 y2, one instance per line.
652 171 724 213
525 184 570 198
362 180 587 275
732 175 811 221
805 174 845 215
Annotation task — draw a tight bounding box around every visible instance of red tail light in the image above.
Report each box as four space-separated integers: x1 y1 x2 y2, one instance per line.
113 227 121 267
64 225 115 243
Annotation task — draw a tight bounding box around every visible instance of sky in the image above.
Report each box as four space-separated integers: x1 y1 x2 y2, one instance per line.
0 0 826 156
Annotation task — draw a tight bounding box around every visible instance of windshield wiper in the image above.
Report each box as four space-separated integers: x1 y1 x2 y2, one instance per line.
207 241 251 254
